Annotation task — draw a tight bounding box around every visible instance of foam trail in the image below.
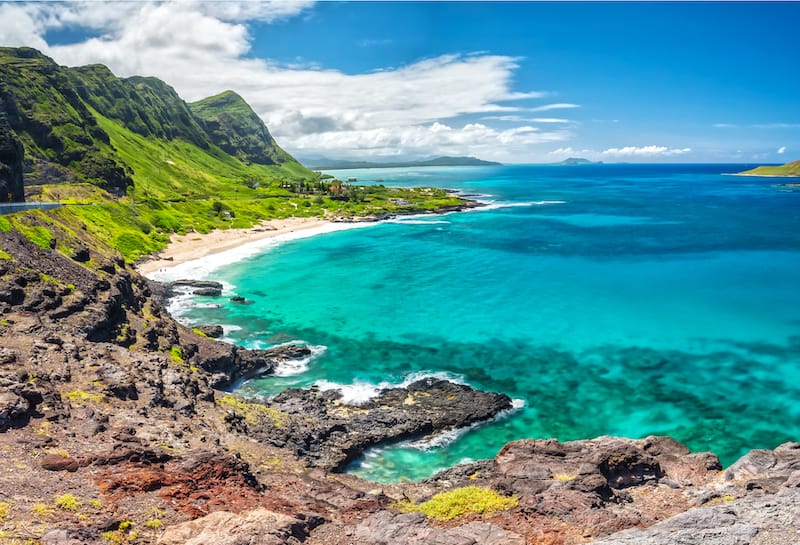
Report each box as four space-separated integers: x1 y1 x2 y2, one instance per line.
471 200 567 212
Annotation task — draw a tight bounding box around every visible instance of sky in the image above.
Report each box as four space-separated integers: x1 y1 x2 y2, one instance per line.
0 1 798 164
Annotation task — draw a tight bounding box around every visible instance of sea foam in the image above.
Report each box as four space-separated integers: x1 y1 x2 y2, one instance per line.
405 398 526 451
146 221 376 282
315 370 466 406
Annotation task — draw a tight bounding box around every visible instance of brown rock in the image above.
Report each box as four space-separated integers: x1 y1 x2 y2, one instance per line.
158 508 319 545
40 453 80 472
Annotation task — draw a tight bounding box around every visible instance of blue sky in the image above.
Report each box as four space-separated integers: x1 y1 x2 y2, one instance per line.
1 1 798 163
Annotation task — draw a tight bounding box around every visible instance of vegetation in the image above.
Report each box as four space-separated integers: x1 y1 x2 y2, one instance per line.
64 389 105 405
169 346 184 364
54 493 81 512
0 46 471 264
216 394 289 428
738 160 800 177
394 486 518 521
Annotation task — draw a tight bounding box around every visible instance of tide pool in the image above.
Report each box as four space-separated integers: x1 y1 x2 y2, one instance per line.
164 164 800 483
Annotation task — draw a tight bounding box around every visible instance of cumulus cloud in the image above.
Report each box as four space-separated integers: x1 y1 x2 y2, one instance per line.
602 145 691 157
0 0 574 161
777 146 786 154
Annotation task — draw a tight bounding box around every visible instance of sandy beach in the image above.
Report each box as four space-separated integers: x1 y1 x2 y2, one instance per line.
136 216 332 276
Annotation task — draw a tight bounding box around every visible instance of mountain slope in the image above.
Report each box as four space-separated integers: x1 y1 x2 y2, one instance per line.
189 90 293 166
0 46 309 200
0 47 133 194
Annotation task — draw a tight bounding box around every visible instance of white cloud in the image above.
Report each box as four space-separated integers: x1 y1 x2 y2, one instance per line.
0 3 49 49
548 147 594 157
482 115 571 124
602 145 691 157
713 123 737 128
777 146 786 154
528 103 581 112
2 0 572 162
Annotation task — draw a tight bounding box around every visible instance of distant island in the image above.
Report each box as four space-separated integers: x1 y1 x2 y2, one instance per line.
736 160 800 177
555 157 602 166
304 155 502 170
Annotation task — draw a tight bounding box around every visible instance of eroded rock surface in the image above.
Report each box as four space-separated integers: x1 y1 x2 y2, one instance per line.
234 378 513 471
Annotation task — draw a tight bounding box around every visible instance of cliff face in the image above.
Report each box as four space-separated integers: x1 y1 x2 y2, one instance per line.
0 47 133 194
0 115 24 202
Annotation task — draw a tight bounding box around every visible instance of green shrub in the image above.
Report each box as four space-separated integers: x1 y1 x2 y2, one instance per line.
151 211 181 232
54 493 81 511
395 486 518 521
169 346 184 364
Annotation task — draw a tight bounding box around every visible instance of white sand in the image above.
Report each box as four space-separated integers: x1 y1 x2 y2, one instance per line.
135 216 332 277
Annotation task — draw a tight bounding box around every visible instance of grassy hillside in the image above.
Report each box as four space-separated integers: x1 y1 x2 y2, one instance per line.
738 160 800 177
0 46 468 263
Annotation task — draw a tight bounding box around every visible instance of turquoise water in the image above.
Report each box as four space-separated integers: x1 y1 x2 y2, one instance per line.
165 164 800 483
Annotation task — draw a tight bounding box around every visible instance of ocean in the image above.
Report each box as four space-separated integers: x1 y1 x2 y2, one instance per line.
156 164 800 483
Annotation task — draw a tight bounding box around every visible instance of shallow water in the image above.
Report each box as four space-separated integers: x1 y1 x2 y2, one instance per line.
164 164 800 483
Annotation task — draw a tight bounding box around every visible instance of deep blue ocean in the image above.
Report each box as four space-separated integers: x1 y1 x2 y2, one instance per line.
161 164 800 483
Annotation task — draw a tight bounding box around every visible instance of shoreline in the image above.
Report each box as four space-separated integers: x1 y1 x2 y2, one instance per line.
136 216 336 277
136 200 484 280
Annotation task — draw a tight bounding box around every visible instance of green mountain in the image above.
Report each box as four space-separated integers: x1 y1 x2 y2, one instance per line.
189 90 293 166
306 155 501 170
0 46 468 262
738 160 800 177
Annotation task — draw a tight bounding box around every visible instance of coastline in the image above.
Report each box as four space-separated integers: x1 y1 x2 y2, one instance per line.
136 216 335 277
136 199 483 280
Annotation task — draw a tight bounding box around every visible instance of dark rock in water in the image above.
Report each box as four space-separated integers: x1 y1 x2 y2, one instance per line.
226 377 512 471
192 287 221 296
196 324 224 338
229 295 247 303
172 279 223 289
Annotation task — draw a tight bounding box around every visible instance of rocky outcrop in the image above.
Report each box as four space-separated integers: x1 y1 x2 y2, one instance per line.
354 512 526 545
415 436 722 542
158 508 323 545
226 378 513 472
0 114 24 202
592 488 800 545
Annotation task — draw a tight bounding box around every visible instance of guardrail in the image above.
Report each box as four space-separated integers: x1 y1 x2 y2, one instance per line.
0 202 63 215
